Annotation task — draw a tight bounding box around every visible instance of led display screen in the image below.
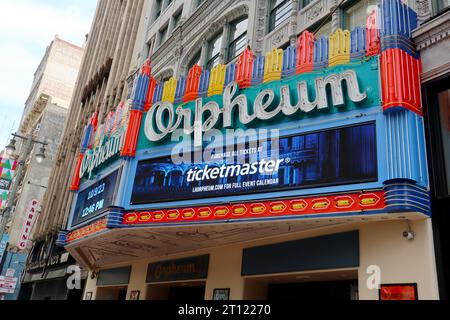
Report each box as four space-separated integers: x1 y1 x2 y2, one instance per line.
131 123 377 205
72 170 119 227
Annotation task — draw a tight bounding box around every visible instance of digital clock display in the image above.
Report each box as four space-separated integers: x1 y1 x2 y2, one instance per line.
71 170 119 227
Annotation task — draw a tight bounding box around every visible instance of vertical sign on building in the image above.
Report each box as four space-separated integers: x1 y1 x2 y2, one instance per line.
17 200 40 250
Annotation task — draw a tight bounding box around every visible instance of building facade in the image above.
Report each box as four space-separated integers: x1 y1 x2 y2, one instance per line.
20 0 147 300
31 0 449 301
0 36 84 300
412 0 450 299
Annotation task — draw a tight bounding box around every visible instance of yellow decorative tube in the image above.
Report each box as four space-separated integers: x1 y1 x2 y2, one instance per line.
329 28 350 67
208 64 226 97
264 48 283 83
162 77 177 103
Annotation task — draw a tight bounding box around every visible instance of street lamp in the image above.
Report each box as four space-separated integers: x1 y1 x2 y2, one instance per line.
5 138 17 156
35 146 46 164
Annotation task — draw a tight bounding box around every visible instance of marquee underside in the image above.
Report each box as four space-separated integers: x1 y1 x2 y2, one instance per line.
67 212 427 270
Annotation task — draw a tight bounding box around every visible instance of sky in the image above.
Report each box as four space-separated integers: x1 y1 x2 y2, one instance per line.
0 0 98 147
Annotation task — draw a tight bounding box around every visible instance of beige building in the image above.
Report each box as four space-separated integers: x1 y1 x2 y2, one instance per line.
7 36 84 251
0 36 83 300
20 0 147 300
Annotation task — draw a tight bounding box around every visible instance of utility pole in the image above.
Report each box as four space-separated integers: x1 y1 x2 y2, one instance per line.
0 133 47 243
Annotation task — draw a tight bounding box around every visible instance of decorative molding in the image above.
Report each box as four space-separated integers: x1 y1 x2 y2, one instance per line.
254 0 268 54
413 10 450 50
332 8 341 33
420 61 450 83
264 20 290 52
415 0 432 22
298 0 332 33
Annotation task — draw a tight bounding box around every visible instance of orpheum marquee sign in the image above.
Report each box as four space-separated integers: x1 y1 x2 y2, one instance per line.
130 58 380 204
144 70 369 147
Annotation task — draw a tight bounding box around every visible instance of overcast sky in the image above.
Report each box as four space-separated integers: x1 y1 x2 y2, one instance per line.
0 0 98 147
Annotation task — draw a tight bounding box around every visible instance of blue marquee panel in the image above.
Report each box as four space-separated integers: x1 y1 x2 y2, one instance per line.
383 109 428 188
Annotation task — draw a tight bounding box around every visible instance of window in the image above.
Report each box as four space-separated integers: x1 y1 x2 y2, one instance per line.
196 0 205 9
433 0 450 15
158 25 169 46
188 51 201 70
228 18 248 62
172 10 183 30
299 0 312 10
269 0 293 32
343 0 379 30
206 32 223 70
147 37 156 58
155 0 163 20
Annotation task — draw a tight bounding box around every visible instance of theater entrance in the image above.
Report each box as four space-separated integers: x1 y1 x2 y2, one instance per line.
95 286 128 300
146 281 206 301
244 269 359 300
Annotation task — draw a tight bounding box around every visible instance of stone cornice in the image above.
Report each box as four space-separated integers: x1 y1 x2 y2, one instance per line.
413 10 450 50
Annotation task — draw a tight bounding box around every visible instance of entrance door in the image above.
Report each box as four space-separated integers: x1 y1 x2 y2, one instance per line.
96 286 128 300
168 286 205 302
244 269 359 300
147 282 206 301
424 77 450 299
268 280 358 301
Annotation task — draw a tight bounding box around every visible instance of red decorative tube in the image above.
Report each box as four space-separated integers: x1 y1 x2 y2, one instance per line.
121 109 144 158
235 47 254 89
296 31 315 74
144 76 157 112
366 8 380 57
380 48 422 115
69 153 85 191
183 65 202 103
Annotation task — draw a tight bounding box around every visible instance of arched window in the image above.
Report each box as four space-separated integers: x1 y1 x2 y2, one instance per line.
206 32 223 70
343 0 379 30
188 51 201 70
227 17 248 62
154 0 162 21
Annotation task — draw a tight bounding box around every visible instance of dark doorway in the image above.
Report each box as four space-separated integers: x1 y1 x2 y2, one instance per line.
118 289 128 301
423 74 450 299
267 280 357 301
67 280 86 301
168 286 205 301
